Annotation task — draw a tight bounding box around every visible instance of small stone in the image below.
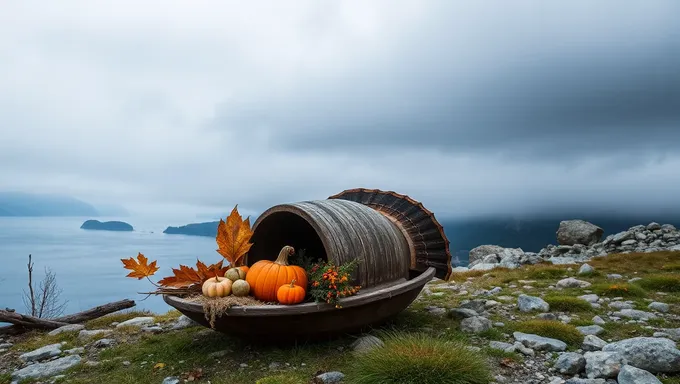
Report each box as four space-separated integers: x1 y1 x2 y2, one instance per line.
11 355 82 381
316 371 345 383
513 342 535 356
84 360 100 367
517 294 550 312
555 352 586 375
557 278 592 289
608 302 633 310
116 317 155 328
582 335 608 351
579 264 595 275
513 332 567 351
648 302 669 313
64 347 85 355
584 351 627 379
617 365 662 384
489 341 515 353
92 338 115 348
577 325 605 336
607 274 623 279
208 349 232 358
122 361 131 366
614 309 657 321
592 316 606 325
48 324 85 336
351 335 384 354
162 377 181 384
78 329 112 340
141 325 164 333
579 294 599 303
19 343 62 362
460 316 492 333
425 306 447 316
171 315 198 330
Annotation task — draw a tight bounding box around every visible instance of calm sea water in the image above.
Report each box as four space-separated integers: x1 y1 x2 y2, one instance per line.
0 216 220 323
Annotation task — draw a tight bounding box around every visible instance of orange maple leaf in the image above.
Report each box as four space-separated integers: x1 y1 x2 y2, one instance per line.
158 264 202 288
121 253 159 279
216 205 254 267
196 259 229 280
157 259 229 288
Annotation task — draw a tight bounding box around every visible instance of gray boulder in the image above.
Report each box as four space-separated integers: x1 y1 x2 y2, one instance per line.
602 337 680 373
584 351 627 379
448 308 479 319
460 316 492 333
47 324 85 336
513 331 567 351
556 220 604 246
350 335 384 354
613 309 657 321
116 316 155 328
617 365 661 384
647 302 669 313
555 352 586 375
19 343 62 362
578 264 595 275
468 245 505 266
517 294 550 312
577 325 605 336
582 335 608 351
12 355 81 381
556 277 592 289
316 371 345 383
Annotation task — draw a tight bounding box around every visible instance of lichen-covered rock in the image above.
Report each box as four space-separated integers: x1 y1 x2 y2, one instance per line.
555 352 586 375
647 302 669 313
513 331 567 351
578 264 595 275
116 316 155 328
12 355 82 381
19 343 62 362
460 316 492 333
468 245 505 266
350 335 384 354
47 324 85 336
577 325 605 336
582 335 608 351
556 277 592 289
613 309 657 321
584 351 627 379
517 294 550 312
602 337 680 373
617 365 662 384
448 308 479 319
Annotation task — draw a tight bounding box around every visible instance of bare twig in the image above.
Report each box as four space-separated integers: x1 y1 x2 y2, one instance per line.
21 254 68 318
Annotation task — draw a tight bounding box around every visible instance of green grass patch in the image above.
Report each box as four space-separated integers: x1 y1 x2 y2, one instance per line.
255 373 310 384
634 275 680 292
0 373 11 384
544 296 593 313
590 283 647 297
527 267 567 280
660 375 680 384
483 347 523 363
513 320 583 347
589 251 680 274
661 262 680 271
11 330 79 352
346 332 492 384
476 328 505 341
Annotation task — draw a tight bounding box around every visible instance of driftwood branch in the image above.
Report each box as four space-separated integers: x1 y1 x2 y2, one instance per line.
0 299 136 335
0 310 69 329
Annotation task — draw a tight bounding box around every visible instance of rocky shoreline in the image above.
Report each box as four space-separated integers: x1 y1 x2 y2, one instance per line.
458 220 680 272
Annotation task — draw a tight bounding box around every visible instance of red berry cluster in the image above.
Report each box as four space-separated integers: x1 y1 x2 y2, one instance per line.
307 259 361 308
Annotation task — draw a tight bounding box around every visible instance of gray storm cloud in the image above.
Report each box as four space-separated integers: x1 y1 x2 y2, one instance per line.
1 1 679 219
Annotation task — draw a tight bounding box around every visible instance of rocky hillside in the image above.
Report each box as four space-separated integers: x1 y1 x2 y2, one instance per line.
460 220 680 272
1 226 679 383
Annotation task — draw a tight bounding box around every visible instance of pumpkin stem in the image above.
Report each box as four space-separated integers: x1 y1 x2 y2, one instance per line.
289 279 296 287
274 245 295 266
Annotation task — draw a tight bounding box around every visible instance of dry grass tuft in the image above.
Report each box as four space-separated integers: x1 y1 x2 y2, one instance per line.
187 294 269 328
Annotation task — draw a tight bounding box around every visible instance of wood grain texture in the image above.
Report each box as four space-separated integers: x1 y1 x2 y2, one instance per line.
163 267 435 342
245 199 410 289
328 188 453 280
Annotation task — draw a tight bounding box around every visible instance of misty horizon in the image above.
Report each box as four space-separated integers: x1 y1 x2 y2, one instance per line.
2 1 679 221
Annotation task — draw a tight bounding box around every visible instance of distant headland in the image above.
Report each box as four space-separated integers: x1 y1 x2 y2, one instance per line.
0 191 128 217
163 221 219 237
80 219 134 232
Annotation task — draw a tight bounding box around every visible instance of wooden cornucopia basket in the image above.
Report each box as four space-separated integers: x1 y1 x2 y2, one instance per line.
163 188 452 341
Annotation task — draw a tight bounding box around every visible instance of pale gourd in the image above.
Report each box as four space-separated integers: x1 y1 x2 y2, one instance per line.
202 276 232 297
231 279 251 297
225 267 246 282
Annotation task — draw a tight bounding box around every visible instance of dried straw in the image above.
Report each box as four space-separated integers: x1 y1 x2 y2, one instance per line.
185 295 271 328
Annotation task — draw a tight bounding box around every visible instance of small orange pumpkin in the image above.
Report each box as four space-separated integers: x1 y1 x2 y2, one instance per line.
277 279 306 305
245 245 308 302
238 266 249 274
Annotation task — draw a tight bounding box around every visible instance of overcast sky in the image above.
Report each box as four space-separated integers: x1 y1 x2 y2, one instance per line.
1 1 679 220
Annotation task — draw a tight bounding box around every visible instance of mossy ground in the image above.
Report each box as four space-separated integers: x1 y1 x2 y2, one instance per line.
2 251 680 384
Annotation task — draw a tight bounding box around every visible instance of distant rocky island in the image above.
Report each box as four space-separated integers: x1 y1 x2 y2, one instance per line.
162 221 219 237
80 219 134 232
0 191 129 217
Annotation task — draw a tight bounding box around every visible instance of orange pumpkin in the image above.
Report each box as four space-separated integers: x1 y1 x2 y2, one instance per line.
277 279 306 305
245 245 308 302
238 266 249 274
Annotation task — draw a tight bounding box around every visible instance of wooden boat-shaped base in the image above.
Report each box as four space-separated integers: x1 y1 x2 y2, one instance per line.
163 267 436 343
